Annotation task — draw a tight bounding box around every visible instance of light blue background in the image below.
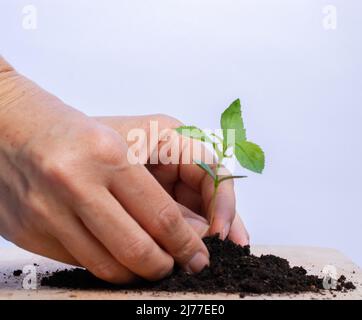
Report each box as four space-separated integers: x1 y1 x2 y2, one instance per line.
1 0 361 266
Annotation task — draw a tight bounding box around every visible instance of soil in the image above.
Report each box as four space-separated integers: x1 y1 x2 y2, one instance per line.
40 236 355 296
13 270 22 277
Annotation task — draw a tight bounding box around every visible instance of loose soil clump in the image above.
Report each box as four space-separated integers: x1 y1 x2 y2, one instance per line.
40 236 355 296
13 270 22 277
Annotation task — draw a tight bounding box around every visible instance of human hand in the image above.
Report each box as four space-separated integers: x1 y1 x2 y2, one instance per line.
95 115 250 246
0 61 210 283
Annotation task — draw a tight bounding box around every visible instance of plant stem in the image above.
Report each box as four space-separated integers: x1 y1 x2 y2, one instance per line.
209 184 218 226
209 155 223 226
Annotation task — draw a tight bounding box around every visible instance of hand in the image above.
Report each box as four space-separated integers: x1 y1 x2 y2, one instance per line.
0 61 210 283
95 115 250 246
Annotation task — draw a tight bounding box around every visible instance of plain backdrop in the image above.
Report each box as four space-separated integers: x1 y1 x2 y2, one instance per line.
0 0 361 267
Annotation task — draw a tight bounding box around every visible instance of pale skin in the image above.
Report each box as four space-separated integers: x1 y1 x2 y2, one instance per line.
0 56 249 284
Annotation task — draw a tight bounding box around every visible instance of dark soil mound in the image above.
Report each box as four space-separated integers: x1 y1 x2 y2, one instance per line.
40 236 355 296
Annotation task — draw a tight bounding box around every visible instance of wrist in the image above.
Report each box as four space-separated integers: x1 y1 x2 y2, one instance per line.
0 58 49 143
0 64 81 150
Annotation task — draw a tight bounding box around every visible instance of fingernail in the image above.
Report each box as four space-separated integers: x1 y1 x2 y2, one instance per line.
185 252 209 274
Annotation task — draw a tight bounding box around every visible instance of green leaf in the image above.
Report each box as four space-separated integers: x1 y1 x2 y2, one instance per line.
235 141 265 174
175 126 212 143
194 159 216 180
221 99 247 150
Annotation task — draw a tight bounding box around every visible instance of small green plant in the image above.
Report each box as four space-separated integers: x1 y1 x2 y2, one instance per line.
176 99 265 224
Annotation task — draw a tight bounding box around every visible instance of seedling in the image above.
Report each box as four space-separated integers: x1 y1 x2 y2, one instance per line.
175 99 265 224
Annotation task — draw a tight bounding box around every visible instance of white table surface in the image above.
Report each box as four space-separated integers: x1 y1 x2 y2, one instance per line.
0 245 361 300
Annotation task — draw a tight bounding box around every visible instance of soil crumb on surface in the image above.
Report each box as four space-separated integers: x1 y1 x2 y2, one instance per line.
40 236 355 295
13 270 22 277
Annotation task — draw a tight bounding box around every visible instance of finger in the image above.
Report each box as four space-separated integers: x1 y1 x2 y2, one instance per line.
146 163 177 196
148 128 216 195
177 139 216 193
110 163 210 274
14 232 80 267
174 181 203 214
176 138 236 239
177 203 209 238
92 117 210 274
76 186 174 281
94 115 168 156
227 213 250 246
200 170 236 240
49 209 137 284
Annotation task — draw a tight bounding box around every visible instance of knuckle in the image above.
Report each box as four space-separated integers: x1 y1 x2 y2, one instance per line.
173 233 199 262
86 128 125 165
40 156 86 200
25 143 47 165
119 237 173 280
24 141 72 183
120 237 152 265
156 203 181 235
42 158 71 183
